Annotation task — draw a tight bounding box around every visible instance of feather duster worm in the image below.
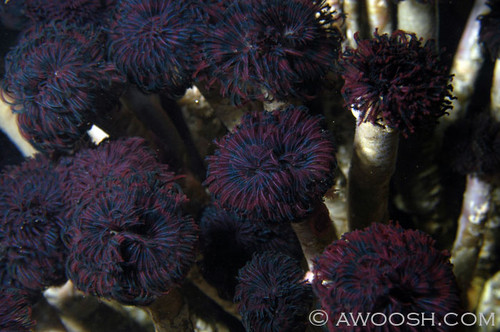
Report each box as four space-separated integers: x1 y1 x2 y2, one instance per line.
341 30 453 230
341 30 452 136
195 0 342 104
2 22 124 155
0 287 34 332
205 106 336 222
313 223 461 332
108 0 198 97
205 105 337 270
0 155 68 292
63 138 198 306
57 137 176 207
235 251 312 332
66 176 198 305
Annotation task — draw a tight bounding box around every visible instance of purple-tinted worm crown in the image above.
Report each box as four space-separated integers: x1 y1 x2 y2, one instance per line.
340 30 453 136
313 223 461 332
234 251 312 332
0 287 34 332
0 155 68 292
57 137 176 208
2 22 124 155
63 138 198 306
204 106 337 222
195 0 342 104
108 0 198 96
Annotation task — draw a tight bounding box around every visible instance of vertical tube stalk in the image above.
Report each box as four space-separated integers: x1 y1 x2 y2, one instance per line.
451 174 492 307
348 120 399 230
397 0 438 40
442 0 489 127
491 59 500 122
367 0 393 34
343 0 362 48
291 201 336 272
475 270 500 329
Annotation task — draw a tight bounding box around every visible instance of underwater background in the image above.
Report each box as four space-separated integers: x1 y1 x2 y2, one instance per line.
0 1 499 331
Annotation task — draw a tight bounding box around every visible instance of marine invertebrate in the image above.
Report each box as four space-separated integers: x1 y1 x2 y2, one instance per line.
205 106 337 270
195 0 342 104
64 138 197 306
0 287 34 332
390 0 490 243
0 155 68 292
341 30 452 136
57 137 175 206
313 223 461 332
199 204 302 299
234 251 312 332
204 106 336 265
341 30 453 229
205 106 336 222
66 176 198 305
2 22 124 155
108 0 198 97
446 115 500 306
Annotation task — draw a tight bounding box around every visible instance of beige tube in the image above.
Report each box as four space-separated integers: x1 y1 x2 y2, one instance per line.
348 118 399 230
